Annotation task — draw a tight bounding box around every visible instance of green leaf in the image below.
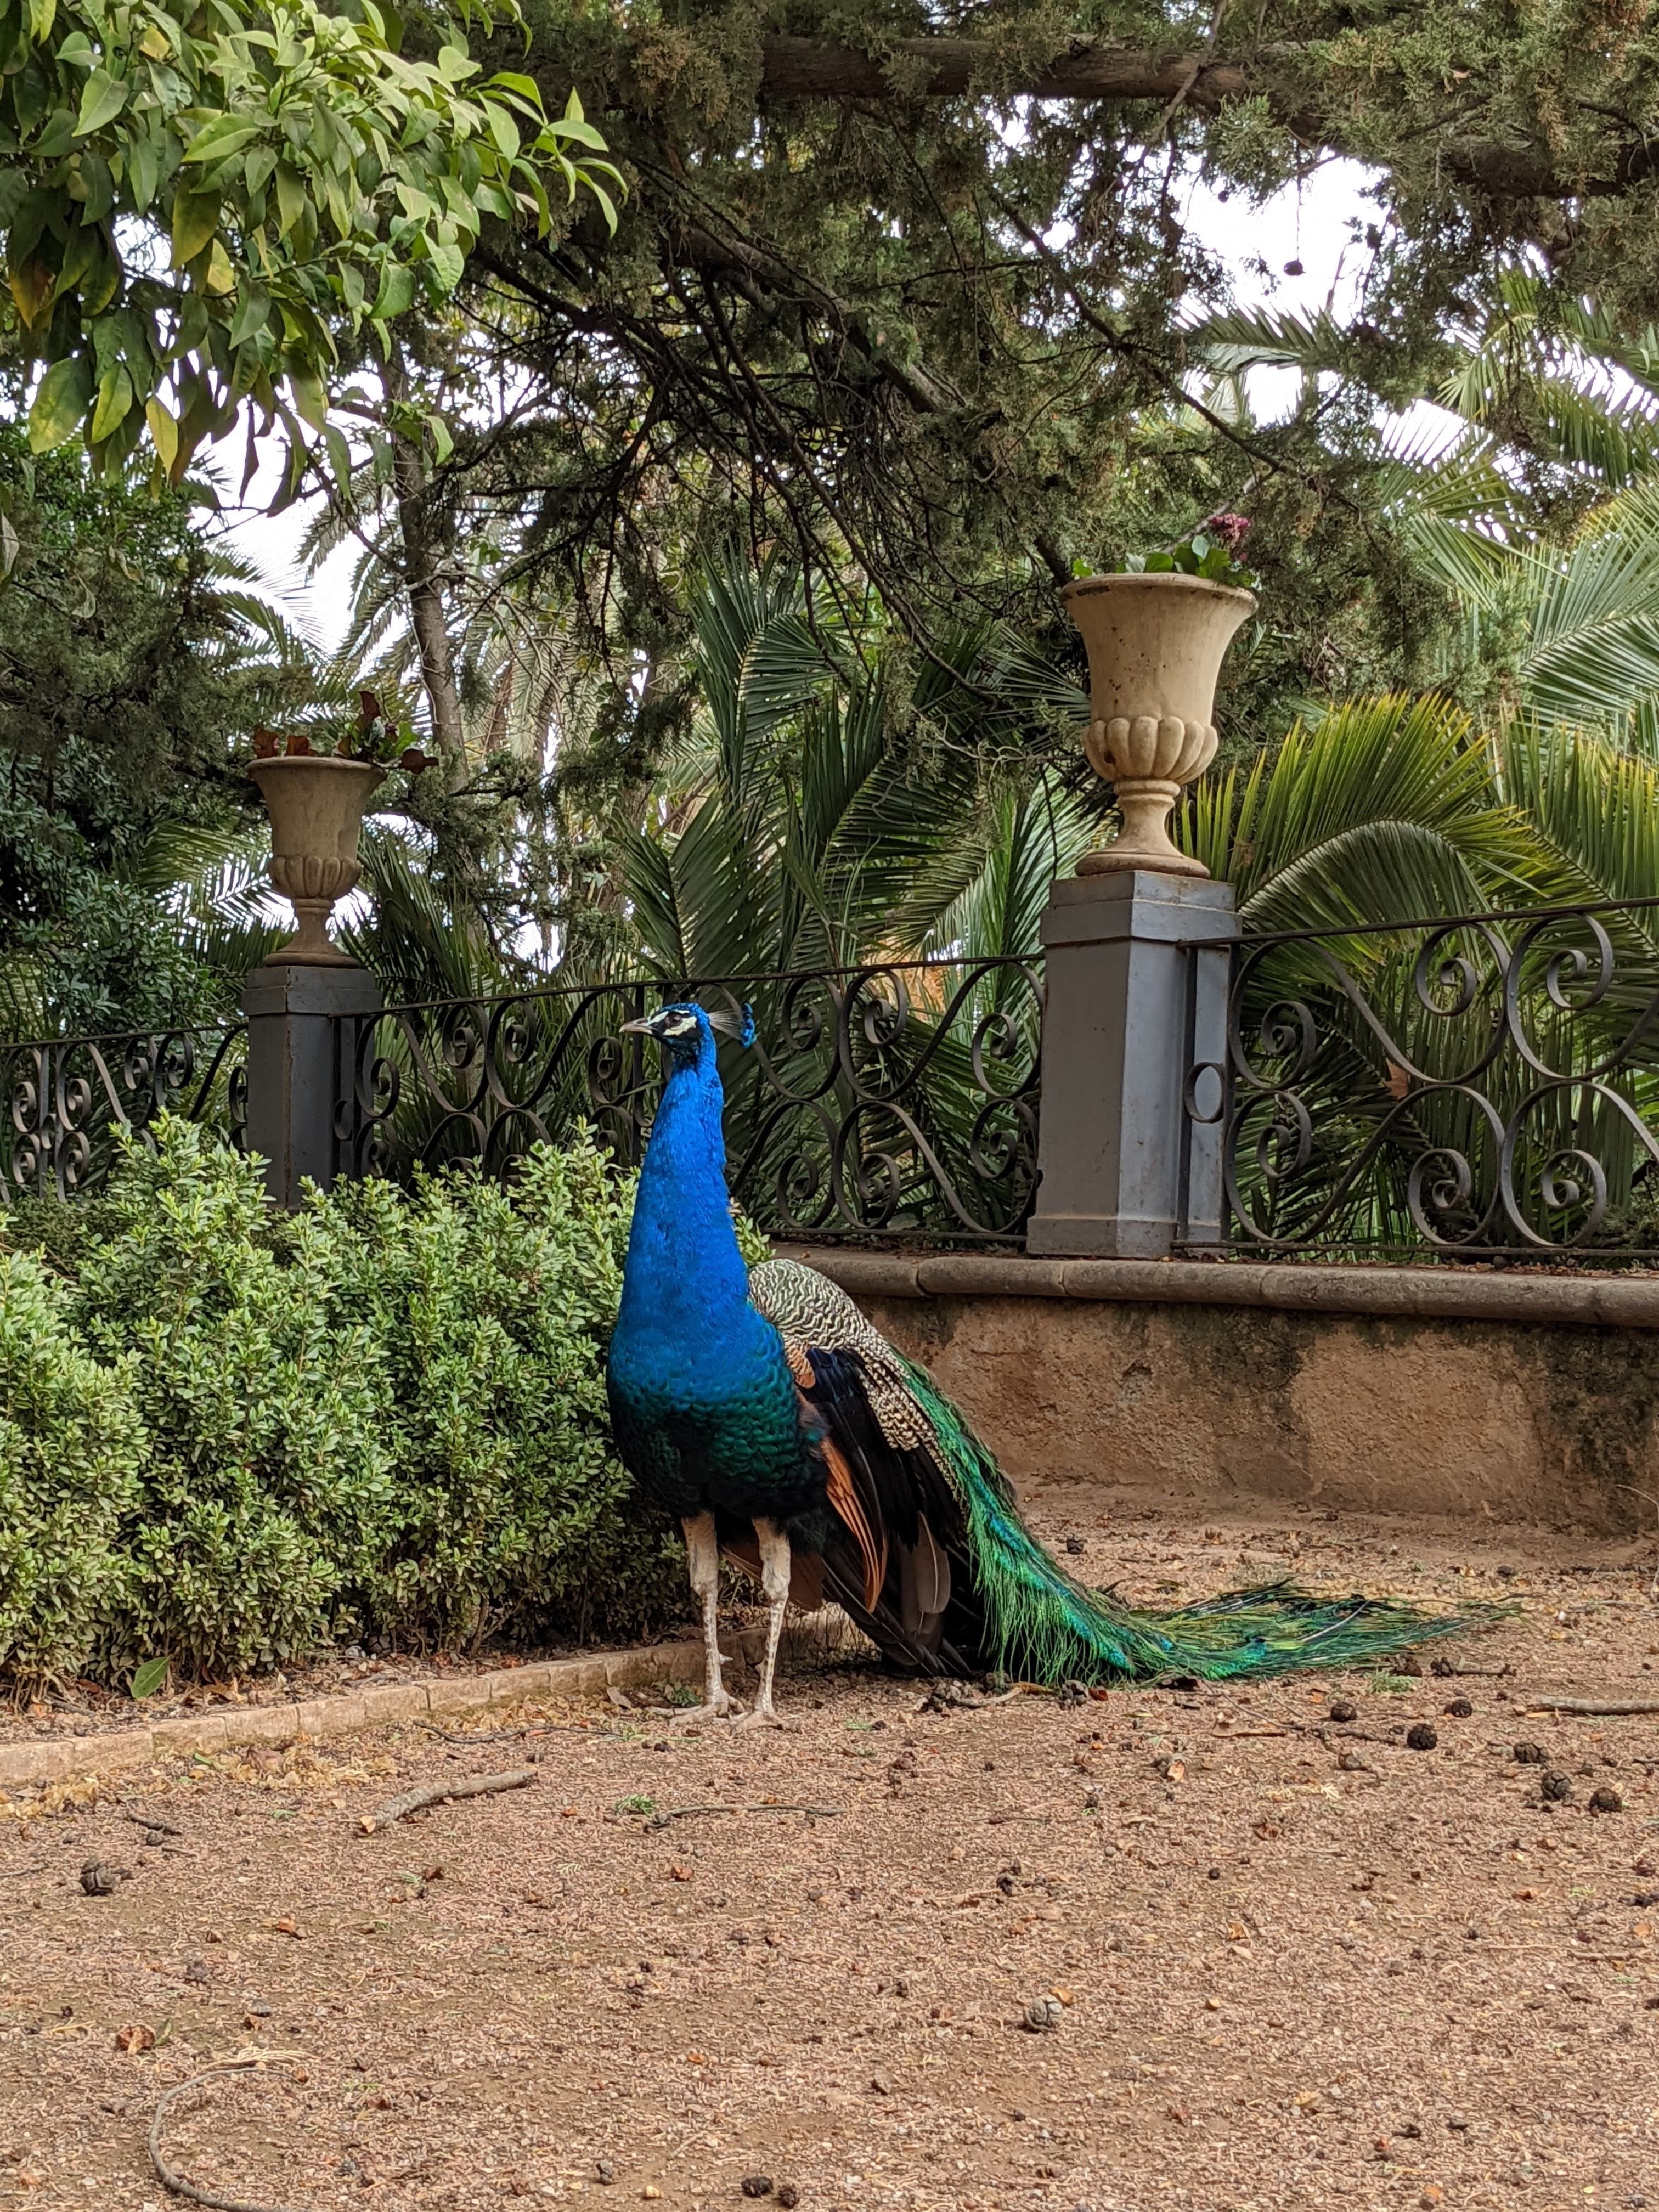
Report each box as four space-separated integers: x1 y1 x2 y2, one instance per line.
582 176 619 235
287 366 327 431
131 1656 168 1700
127 132 160 212
425 234 463 292
371 259 415 319
484 100 519 161
323 420 352 493
228 286 269 345
74 67 128 138
27 354 93 451
27 0 57 42
171 188 221 267
182 115 266 164
274 163 307 239
144 396 179 475
89 364 133 443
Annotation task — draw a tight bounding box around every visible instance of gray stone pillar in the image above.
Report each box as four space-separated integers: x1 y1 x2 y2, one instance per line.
241 961 383 1208
1026 869 1237 1258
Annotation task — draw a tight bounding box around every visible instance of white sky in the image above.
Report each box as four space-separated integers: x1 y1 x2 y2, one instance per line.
208 157 1407 657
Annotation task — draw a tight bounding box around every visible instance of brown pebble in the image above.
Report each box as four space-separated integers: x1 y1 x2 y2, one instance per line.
1443 1697 1474 1718
1329 1700 1358 1724
1589 1786 1624 1814
741 2180 774 2200
1514 1742 1546 1764
1406 1724 1438 1751
1541 1773 1573 1803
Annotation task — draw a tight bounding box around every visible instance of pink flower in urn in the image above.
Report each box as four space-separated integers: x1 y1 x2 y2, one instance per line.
1204 512 1252 554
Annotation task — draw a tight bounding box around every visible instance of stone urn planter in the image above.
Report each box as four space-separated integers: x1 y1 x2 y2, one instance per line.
1059 571 1256 878
249 753 384 965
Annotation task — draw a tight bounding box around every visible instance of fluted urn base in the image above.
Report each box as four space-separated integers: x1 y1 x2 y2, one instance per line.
1077 780 1210 876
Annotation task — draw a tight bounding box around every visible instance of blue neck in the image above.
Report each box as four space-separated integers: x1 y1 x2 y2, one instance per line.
618 1029 751 1337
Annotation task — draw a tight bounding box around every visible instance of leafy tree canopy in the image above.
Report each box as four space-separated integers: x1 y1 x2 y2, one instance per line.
0 0 619 479
0 419 312 1035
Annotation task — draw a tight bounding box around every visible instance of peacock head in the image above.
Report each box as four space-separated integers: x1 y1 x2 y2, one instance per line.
621 1001 708 1068
621 1001 755 1067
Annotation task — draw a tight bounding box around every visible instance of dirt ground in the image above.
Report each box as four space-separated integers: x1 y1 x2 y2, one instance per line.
3 1494 1658 2212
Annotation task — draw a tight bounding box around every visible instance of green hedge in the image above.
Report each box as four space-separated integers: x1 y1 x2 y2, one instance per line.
0 1121 689 1688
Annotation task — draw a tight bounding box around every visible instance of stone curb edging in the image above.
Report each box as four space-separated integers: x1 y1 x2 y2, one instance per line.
0 1634 759 1792
778 1245 1659 1331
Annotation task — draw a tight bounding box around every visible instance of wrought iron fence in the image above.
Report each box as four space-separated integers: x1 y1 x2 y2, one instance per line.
334 957 1045 1242
2 1022 247 1201
1189 897 1659 1259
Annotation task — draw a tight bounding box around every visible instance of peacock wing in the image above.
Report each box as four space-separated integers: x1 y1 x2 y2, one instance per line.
749 1258 982 1669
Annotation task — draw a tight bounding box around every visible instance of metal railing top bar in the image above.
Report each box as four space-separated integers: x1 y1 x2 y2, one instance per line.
366 953 1020 1023
0 1012 246 1055
1238 889 1659 950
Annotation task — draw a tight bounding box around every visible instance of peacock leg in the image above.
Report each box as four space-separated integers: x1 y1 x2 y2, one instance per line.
682 1511 740 1719
739 1516 793 1726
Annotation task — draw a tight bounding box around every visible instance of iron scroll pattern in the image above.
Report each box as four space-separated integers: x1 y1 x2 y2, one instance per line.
334 958 1045 1242
2 1023 248 1200
1194 901 1659 1257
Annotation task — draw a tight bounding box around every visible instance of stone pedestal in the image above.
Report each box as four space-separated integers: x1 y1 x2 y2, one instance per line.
242 961 383 1208
1026 870 1237 1258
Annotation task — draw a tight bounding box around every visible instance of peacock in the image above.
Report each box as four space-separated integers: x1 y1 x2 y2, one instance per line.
605 1002 1488 1722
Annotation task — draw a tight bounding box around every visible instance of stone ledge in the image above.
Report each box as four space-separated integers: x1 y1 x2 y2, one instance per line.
0 1636 725 1792
777 1245 1659 1330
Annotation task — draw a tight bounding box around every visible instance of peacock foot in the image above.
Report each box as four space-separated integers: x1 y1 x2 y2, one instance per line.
731 1703 795 1733
672 1691 744 1726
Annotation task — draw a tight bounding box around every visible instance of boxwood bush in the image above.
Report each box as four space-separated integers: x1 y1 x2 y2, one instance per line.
0 1120 689 1689
0 1250 144 1683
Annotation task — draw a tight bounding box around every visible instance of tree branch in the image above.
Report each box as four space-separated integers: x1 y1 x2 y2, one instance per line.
758 38 1250 107
756 35 1655 201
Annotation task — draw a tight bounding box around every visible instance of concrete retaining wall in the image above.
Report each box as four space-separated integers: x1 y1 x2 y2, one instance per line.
780 1250 1659 1536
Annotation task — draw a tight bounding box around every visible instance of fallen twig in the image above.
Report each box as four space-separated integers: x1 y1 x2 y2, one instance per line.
1211 1726 1289 1740
148 2060 303 2212
358 1767 538 1832
416 1721 543 1747
642 1801 842 1829
124 1809 186 1838
1525 1698 1659 1717
0 1863 47 1878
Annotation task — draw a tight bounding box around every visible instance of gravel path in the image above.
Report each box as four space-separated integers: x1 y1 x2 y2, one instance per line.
2 1499 1657 2212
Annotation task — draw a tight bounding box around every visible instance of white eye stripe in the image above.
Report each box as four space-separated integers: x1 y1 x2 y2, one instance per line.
663 1012 700 1034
